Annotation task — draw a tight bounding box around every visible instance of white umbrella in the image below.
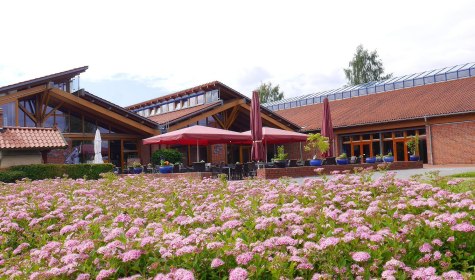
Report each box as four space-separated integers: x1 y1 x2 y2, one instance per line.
93 128 104 163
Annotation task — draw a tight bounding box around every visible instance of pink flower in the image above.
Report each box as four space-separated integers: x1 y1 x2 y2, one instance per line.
76 273 90 280
121 250 142 262
419 242 432 253
236 252 253 265
451 222 475 232
211 258 224 268
351 252 371 262
96 268 116 280
229 267 248 280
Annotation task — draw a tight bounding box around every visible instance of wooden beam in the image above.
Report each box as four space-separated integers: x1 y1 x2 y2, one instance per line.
49 88 159 135
0 85 47 106
18 102 37 124
212 114 225 129
43 102 64 121
239 103 293 131
169 98 246 131
225 106 240 129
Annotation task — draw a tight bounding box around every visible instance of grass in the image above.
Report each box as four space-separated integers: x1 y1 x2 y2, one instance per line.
449 171 475 178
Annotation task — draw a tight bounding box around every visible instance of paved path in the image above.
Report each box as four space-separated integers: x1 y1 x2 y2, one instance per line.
291 164 475 184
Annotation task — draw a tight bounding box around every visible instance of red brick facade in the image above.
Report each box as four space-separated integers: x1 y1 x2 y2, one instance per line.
429 121 475 164
210 144 226 164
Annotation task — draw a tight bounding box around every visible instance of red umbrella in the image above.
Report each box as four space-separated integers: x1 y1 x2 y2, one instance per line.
250 90 265 161
321 97 334 157
241 127 308 144
142 125 250 162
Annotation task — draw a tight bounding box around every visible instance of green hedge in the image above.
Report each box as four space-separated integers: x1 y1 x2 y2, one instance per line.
7 164 114 181
0 170 27 183
151 149 183 165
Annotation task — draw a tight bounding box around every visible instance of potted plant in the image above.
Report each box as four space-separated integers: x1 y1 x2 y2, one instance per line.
304 133 330 166
336 152 348 165
159 160 173 174
383 152 394 162
375 154 383 163
365 155 376 164
132 161 143 174
407 135 420 161
272 145 288 168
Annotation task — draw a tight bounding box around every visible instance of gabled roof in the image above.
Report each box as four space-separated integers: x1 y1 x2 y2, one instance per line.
148 101 222 125
0 66 88 94
0 127 67 150
276 76 475 131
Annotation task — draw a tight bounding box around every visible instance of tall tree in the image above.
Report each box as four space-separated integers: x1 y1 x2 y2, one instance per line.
256 82 284 103
344 44 393 86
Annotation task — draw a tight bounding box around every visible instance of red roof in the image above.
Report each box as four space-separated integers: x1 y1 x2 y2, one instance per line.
276 77 475 131
0 127 68 150
147 101 221 125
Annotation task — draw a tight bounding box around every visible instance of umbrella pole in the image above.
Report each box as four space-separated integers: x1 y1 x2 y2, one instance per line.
299 142 303 161
197 140 199 162
265 139 267 163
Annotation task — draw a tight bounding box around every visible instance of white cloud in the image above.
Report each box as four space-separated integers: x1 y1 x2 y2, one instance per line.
0 0 474 104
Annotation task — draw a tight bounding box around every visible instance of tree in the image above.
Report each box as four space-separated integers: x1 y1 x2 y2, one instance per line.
256 82 284 103
344 44 393 86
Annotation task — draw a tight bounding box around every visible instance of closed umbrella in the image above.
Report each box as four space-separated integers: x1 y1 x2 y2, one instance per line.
93 128 104 163
321 97 334 157
250 90 265 162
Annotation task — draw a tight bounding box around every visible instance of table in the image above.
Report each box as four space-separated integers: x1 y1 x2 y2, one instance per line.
221 166 232 179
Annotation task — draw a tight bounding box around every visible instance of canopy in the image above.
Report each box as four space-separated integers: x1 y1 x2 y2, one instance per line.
321 97 334 157
143 125 251 146
241 127 308 144
250 90 265 161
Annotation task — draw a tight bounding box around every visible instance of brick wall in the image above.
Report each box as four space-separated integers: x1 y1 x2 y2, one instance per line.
210 144 226 164
282 143 314 160
257 161 423 179
140 143 151 165
121 172 213 180
46 138 72 164
430 121 475 164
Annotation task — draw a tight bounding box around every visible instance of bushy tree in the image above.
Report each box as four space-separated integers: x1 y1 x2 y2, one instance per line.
344 44 393 86
151 149 183 165
257 82 284 103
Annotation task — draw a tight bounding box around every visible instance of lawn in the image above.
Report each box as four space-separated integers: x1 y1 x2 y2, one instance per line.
0 170 474 279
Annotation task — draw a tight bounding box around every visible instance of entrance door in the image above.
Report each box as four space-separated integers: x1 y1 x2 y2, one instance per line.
110 140 121 168
394 140 407 161
240 146 251 163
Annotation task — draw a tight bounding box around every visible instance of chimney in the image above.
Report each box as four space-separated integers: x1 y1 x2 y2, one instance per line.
0 108 3 129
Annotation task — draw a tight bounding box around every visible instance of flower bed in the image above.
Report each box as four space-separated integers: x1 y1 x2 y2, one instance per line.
0 172 474 279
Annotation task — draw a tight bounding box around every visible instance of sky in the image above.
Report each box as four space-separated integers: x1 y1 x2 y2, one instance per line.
0 0 474 107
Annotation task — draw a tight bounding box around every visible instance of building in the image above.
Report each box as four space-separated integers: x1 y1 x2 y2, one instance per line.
1 63 474 167
263 63 475 164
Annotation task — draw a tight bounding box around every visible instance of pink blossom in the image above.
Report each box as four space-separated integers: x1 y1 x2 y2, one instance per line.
121 250 142 262
96 268 116 280
351 252 371 262
236 252 253 265
76 273 90 280
229 267 248 280
211 258 224 268
451 222 475 232
419 242 432 253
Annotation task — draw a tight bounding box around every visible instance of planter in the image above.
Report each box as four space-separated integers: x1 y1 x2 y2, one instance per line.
365 157 376 164
310 159 322 166
336 158 348 165
133 167 143 174
409 155 420 161
159 165 173 174
383 156 394 163
273 160 287 168
375 157 383 163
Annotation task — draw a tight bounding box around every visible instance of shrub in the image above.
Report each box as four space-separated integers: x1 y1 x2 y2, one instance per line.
9 164 113 180
151 149 183 165
0 170 26 183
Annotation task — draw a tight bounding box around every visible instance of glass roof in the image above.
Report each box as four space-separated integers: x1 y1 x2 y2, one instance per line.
264 62 475 110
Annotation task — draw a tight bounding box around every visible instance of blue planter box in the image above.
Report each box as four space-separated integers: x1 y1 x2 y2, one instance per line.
310 159 322 166
383 156 394 163
336 158 348 165
365 157 376 163
133 167 143 174
159 165 173 173
409 155 420 161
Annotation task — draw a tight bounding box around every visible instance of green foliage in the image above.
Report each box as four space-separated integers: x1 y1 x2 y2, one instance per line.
407 135 419 155
344 44 393 86
0 170 26 183
257 82 284 103
304 133 330 159
386 152 393 157
151 149 183 166
450 172 475 178
274 145 288 161
337 152 347 159
8 164 114 180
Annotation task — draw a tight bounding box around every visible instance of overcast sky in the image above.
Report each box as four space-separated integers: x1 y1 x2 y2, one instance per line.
0 0 474 106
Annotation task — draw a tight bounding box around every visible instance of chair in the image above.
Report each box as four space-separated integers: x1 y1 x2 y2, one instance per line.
304 160 310 166
288 159 298 167
243 163 249 177
192 162 206 172
247 162 257 177
231 164 243 180
350 156 357 164
323 157 336 165
210 166 221 178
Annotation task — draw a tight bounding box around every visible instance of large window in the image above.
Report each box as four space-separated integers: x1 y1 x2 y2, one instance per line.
1 102 15 126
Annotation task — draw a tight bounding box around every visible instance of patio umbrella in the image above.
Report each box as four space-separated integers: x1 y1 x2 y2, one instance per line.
142 125 250 162
93 128 104 163
250 90 265 162
241 127 308 144
321 97 334 157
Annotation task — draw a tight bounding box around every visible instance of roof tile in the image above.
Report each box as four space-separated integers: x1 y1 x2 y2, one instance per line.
0 127 68 150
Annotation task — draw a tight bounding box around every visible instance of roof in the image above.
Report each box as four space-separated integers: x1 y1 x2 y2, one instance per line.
148 101 221 125
276 76 475 131
0 127 68 150
0 66 88 94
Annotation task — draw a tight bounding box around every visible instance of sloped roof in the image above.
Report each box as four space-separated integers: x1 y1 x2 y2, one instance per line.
276 77 475 131
148 101 221 125
0 127 68 150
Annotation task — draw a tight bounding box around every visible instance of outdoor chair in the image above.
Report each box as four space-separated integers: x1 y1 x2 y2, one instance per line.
210 166 222 178
247 162 257 177
304 160 310 166
288 159 298 167
231 164 243 180
243 163 249 177
350 156 357 164
323 157 336 165
192 162 206 172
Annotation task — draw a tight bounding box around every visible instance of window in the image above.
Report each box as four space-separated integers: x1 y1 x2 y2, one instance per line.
1 102 15 126
197 95 204 105
70 114 82 132
211 90 219 102
161 104 168 113
182 99 188 108
189 97 196 107
168 102 174 112
175 101 181 110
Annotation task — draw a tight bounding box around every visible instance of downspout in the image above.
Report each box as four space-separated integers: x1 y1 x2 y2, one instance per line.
424 116 434 165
